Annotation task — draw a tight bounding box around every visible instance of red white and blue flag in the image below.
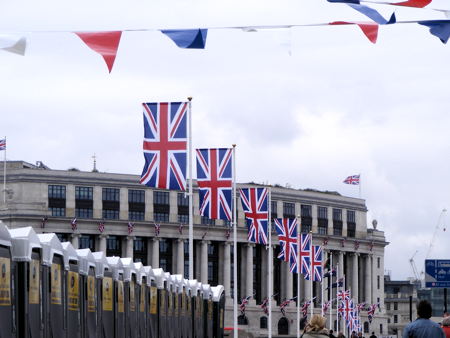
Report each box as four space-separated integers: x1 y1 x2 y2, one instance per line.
367 303 378 323
71 218 77 231
337 289 351 301
341 298 355 321
127 222 134 234
239 295 252 315
297 233 312 276
140 102 188 190
308 245 323 282
343 174 360 185
274 218 298 271
98 221 105 233
196 148 233 220
0 139 5 151
239 187 269 244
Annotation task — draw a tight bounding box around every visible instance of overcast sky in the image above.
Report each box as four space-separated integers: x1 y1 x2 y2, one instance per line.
1 0 449 280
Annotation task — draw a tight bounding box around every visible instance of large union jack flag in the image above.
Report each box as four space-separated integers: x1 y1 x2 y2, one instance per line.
309 245 323 282
295 233 311 277
196 148 233 220
274 218 298 271
140 102 188 190
239 187 269 244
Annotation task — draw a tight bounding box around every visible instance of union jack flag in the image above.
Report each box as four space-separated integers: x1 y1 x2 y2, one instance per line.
341 298 355 321
327 277 344 289
127 222 134 234
140 102 188 191
322 300 332 314
323 267 336 278
301 297 315 317
0 138 5 150
367 303 378 323
98 221 105 233
239 187 269 244
178 223 184 234
260 297 269 316
239 295 251 315
337 289 351 301
274 218 298 270
41 217 48 228
309 245 323 282
279 297 296 317
297 233 311 276
154 223 160 237
71 218 77 231
356 302 367 312
196 148 233 220
343 174 360 185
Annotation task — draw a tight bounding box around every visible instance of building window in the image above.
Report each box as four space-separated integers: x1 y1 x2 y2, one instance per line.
347 210 356 237
201 216 215 226
394 315 398 323
177 193 189 223
208 242 219 286
386 303 390 310
332 208 342 236
364 322 369 333
159 238 172 273
184 241 189 279
380 324 383 334
317 206 328 235
260 317 268 329
154 191 169 222
79 235 95 251
133 237 147 265
283 202 295 219
48 185 66 216
75 186 93 218
394 302 398 310
271 200 278 229
129 189 145 221
301 205 312 233
106 235 122 257
102 188 120 219
377 257 380 269
377 275 380 290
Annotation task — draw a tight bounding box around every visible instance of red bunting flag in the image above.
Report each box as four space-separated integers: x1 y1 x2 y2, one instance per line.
392 0 431 8
75 31 122 73
329 21 378 44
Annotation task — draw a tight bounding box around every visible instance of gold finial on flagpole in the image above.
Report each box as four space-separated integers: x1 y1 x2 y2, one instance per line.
92 154 98 172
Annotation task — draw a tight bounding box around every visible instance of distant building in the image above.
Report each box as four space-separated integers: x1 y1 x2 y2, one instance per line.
418 287 448 318
384 276 420 336
0 160 389 336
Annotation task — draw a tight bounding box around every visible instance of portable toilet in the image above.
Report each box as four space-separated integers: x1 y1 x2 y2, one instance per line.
120 257 138 338
153 268 168 336
184 279 193 338
92 251 113 338
38 233 66 337
187 280 199 338
106 256 125 338
144 266 158 338
211 286 225 338
9 226 42 338
0 222 15 337
165 272 175 338
201 284 213 338
135 262 148 338
172 275 185 338
76 248 97 338
62 242 81 338
195 281 204 338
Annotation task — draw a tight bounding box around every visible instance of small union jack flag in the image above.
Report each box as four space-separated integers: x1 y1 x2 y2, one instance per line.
239 295 251 315
343 174 360 185
298 233 311 276
322 300 332 314
0 138 5 151
127 222 134 234
140 102 188 191
178 223 184 234
239 187 269 244
301 297 315 317
280 297 296 317
323 267 336 278
308 245 323 282
41 217 48 228
354 241 360 250
367 303 378 323
196 148 233 221
274 218 298 271
341 298 355 321
225 226 230 240
71 218 77 231
98 221 105 233
154 223 160 237
356 302 367 312
337 289 351 301
260 297 269 316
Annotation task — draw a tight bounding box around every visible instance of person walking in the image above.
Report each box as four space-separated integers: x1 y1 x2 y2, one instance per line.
329 329 337 338
442 316 450 338
369 332 377 338
301 314 329 337
402 300 445 338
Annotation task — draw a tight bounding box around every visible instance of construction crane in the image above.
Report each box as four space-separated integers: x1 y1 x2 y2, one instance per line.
409 250 421 282
425 208 447 260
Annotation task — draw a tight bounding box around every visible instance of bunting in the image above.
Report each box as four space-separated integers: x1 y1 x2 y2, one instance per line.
0 35 27 55
161 29 208 49
329 22 379 44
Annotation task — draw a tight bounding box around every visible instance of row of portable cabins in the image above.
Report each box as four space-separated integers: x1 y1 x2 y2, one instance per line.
0 222 225 338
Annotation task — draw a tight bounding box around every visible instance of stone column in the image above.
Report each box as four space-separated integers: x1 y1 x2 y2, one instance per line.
342 208 347 237
152 238 159 268
338 251 344 280
126 236 134 258
93 186 102 219
223 242 231 298
365 255 372 304
285 262 293 301
311 205 318 233
120 187 128 220
177 239 184 275
66 184 75 218
352 253 359 302
345 253 352 291
200 241 208 284
169 191 178 223
260 245 268 298
327 207 333 235
246 243 254 300
98 234 108 254
71 233 80 249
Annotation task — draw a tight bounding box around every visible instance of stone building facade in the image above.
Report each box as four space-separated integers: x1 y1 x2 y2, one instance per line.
0 160 389 336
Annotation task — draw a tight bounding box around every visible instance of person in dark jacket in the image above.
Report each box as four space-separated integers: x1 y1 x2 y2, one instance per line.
402 300 445 338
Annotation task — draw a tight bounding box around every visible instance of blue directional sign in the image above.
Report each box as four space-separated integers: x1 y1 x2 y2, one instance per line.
425 259 450 288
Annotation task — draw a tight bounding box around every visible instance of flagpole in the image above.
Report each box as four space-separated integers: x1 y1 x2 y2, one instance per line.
3 136 6 204
336 262 339 334
329 252 333 329
187 98 194 281
268 188 273 338
310 231 313 318
359 173 361 199
297 217 301 338
321 251 325 317
232 144 238 338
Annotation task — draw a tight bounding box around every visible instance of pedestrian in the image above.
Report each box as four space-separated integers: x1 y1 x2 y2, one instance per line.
357 332 365 337
337 332 346 338
369 331 377 338
329 329 337 338
301 314 329 337
402 300 445 338
442 315 450 338
350 331 358 338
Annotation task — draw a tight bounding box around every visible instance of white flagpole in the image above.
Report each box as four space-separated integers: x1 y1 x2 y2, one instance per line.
321 251 325 317
336 262 339 334
358 173 361 199
232 145 238 338
3 136 5 204
329 252 333 329
268 188 273 338
310 231 313 318
297 218 300 338
187 98 194 281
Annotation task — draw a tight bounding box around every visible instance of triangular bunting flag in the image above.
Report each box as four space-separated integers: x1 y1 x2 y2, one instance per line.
0 35 27 55
418 20 450 43
392 0 431 8
326 0 395 25
330 21 379 43
75 31 122 73
161 29 208 49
